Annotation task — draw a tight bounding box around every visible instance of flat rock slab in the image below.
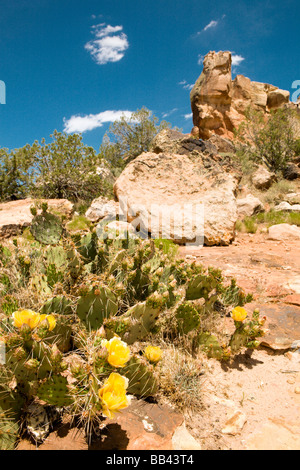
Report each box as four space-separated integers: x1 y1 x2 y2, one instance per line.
17 399 184 451
245 302 300 349
245 419 300 450
0 198 73 238
90 399 184 450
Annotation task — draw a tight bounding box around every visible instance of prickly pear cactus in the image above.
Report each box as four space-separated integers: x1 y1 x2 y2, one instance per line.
40 296 73 316
175 302 200 335
74 232 98 264
76 285 118 330
30 209 63 245
105 301 160 344
185 273 218 301
44 246 67 269
0 386 25 450
122 356 158 398
37 375 72 407
197 332 225 360
229 308 266 354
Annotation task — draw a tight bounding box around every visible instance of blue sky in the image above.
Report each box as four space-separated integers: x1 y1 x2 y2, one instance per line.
0 0 299 152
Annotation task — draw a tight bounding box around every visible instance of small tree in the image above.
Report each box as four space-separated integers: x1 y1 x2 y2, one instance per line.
0 145 36 201
235 107 297 172
103 107 171 165
30 130 112 202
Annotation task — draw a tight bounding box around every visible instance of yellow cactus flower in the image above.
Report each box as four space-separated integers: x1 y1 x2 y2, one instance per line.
38 314 57 331
98 372 130 419
102 336 130 368
231 307 248 322
12 310 41 330
144 345 162 363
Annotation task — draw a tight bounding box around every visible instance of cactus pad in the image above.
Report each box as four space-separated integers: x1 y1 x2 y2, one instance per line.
30 211 63 245
76 285 118 330
37 375 72 407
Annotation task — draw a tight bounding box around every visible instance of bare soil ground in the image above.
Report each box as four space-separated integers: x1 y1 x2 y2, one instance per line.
179 230 300 450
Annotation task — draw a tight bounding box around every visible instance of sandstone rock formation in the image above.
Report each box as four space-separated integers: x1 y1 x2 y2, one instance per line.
190 51 292 140
114 133 240 246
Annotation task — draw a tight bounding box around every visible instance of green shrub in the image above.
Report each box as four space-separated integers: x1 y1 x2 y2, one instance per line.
0 131 113 204
101 107 172 166
294 138 300 156
235 107 297 173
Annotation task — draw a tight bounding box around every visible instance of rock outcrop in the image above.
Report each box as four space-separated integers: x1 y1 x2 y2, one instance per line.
114 132 240 246
0 198 74 238
190 51 292 140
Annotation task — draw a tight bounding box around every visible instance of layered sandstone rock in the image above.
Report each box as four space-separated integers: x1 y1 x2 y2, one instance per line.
190 51 291 140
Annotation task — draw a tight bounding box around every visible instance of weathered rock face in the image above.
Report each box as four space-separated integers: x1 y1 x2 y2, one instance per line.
190 51 291 140
114 145 240 246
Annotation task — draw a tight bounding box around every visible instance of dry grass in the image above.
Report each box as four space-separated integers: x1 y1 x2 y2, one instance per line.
158 342 205 413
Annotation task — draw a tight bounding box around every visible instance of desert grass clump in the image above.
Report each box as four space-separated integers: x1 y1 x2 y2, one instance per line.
158 344 204 413
242 210 300 229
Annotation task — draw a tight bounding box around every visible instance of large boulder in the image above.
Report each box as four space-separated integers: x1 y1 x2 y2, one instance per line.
237 194 264 218
0 198 74 238
190 51 291 140
149 128 218 156
114 150 239 246
149 129 240 175
283 163 300 180
267 224 300 241
251 165 277 190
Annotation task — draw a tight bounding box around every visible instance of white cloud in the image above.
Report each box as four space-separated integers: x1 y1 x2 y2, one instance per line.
197 19 218 35
197 54 205 65
93 23 123 38
203 20 218 32
85 23 129 64
196 14 226 35
63 110 133 134
179 80 194 91
184 113 193 120
231 54 245 67
162 108 178 118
